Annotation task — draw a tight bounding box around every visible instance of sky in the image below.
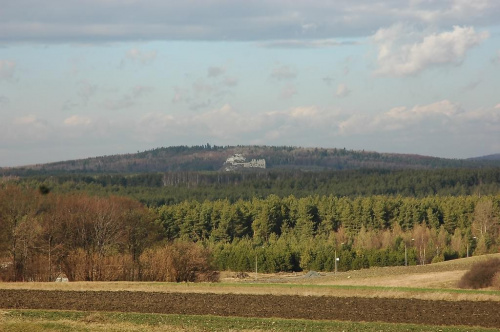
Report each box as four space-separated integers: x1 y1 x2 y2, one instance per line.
1 0 499 167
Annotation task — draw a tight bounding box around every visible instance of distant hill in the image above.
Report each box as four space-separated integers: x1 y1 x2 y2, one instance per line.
468 153 500 161
1 145 499 176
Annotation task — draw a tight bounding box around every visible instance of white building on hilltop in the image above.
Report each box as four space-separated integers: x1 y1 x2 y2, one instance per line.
225 154 246 164
224 154 266 171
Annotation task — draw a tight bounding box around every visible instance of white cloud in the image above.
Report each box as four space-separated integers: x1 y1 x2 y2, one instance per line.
368 100 460 131
336 83 351 98
290 106 319 118
334 100 500 157
271 65 297 81
0 60 15 80
338 113 368 135
337 100 500 137
116 100 500 156
301 23 318 33
64 115 91 126
134 104 340 144
195 104 262 139
13 115 39 125
373 25 488 76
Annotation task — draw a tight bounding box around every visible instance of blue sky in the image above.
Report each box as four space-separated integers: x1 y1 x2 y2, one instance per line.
1 0 499 167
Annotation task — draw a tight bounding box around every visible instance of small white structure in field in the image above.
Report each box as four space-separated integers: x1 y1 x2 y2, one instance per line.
54 273 69 282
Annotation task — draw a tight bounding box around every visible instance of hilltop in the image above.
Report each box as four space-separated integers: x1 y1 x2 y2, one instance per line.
1 145 498 176
469 153 500 161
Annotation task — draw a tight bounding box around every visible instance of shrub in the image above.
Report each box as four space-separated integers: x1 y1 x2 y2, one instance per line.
140 241 219 282
458 258 500 289
492 272 500 290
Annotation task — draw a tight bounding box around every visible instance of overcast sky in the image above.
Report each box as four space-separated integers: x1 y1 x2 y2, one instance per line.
1 0 499 167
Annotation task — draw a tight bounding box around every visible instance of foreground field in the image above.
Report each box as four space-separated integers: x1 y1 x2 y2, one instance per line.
1 254 500 331
2 310 500 332
1 289 500 328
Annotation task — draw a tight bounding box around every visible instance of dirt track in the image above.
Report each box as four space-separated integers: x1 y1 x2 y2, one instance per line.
1 289 499 328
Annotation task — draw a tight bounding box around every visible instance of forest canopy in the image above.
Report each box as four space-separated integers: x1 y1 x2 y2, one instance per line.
9 167 500 206
0 181 498 281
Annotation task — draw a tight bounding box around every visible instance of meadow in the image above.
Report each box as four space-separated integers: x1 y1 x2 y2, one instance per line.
1 253 499 331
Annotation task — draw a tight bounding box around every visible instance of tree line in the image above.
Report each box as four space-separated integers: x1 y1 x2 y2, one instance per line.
0 184 216 282
156 194 499 272
1 182 498 281
13 167 500 206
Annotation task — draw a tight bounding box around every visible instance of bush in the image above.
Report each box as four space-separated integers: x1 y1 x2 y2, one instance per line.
140 241 219 282
458 258 500 289
492 272 500 290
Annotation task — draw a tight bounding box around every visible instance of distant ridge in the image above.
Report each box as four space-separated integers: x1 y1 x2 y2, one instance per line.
1 145 499 176
468 153 500 161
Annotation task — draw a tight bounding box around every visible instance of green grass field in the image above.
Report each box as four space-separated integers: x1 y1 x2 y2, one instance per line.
2 310 499 332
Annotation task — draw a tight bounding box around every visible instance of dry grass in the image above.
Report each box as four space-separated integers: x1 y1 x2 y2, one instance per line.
293 253 500 287
1 253 499 302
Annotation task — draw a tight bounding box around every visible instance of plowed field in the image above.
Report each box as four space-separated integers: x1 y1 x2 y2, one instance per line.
1 289 500 328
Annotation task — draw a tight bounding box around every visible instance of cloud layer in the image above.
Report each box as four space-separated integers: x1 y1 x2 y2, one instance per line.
2 100 498 165
1 0 499 42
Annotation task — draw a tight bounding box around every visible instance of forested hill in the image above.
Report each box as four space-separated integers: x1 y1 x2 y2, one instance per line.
2 145 499 175
468 153 500 161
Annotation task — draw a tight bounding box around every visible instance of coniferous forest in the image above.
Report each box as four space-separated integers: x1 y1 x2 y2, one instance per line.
1 146 499 282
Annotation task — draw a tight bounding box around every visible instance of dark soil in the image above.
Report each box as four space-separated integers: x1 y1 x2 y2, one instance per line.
1 289 499 328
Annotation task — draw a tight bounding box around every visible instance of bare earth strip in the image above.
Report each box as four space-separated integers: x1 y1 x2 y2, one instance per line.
2 280 499 303
0 290 499 328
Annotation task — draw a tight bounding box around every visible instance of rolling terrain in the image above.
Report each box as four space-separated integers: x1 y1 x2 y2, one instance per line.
2 145 499 175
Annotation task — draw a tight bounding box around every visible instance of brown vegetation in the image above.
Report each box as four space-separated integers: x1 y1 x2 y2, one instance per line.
458 258 500 289
0 185 218 282
140 242 219 282
492 271 500 290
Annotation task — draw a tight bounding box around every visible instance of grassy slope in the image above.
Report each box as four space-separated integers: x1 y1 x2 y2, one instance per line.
1 253 499 301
